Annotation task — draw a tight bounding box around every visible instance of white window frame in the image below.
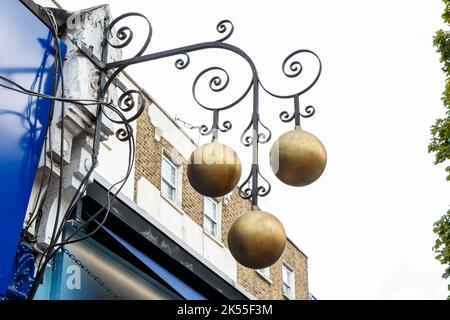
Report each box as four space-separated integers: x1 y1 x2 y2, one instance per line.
203 197 221 241
282 263 295 299
161 154 178 203
256 267 271 283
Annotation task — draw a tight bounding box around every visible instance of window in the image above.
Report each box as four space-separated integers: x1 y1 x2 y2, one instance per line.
203 197 220 239
256 267 271 281
161 155 177 202
282 263 295 299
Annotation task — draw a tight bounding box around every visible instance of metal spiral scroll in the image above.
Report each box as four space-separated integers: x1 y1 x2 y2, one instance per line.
257 49 322 128
101 12 153 109
216 20 234 42
101 90 145 141
199 120 232 136
238 166 272 200
192 66 253 111
259 49 322 99
106 12 153 59
116 90 145 123
173 19 234 70
174 53 190 70
115 124 134 142
279 104 315 123
240 115 272 147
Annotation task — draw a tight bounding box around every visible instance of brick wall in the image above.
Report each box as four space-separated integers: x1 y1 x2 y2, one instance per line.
237 241 309 300
134 102 309 300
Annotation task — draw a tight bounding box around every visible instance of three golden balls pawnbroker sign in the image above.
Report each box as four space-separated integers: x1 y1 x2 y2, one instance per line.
186 126 326 270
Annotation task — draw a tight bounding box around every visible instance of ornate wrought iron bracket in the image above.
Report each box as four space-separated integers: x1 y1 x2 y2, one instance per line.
77 13 322 206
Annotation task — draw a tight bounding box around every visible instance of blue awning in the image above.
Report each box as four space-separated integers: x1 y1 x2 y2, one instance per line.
101 225 206 300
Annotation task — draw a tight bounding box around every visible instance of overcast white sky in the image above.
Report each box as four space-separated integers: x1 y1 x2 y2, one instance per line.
57 0 449 299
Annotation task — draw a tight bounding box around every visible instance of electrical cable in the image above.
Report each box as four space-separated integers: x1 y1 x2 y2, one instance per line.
0 13 138 300
44 9 65 258
2 68 137 298
29 109 135 298
10 7 140 299
26 9 68 298
23 32 59 238
32 106 135 265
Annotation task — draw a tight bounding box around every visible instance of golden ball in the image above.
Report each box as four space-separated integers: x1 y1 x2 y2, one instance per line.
228 208 286 269
270 127 327 187
187 141 241 197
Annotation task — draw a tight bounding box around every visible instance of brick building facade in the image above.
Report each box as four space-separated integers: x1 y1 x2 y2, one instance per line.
19 0 310 300
133 98 309 300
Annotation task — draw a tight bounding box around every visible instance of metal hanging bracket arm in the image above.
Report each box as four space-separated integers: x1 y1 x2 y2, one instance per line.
73 12 322 205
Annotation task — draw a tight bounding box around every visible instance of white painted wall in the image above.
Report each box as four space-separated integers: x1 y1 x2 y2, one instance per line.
95 81 137 199
96 130 136 200
136 176 237 280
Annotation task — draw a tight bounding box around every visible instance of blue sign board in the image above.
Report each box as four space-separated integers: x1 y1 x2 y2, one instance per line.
0 0 65 295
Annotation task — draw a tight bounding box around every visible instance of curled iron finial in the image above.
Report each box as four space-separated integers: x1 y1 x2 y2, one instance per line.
115 125 133 142
199 124 211 136
192 66 253 111
106 12 153 59
240 115 271 147
259 49 322 99
199 120 232 137
300 105 315 118
219 120 232 132
238 170 253 200
209 71 230 92
283 58 303 78
108 26 134 49
256 170 272 197
112 90 145 123
237 166 272 200
257 116 271 144
216 19 234 42
174 53 190 70
279 110 295 123
279 104 315 123
240 118 254 147
193 67 229 95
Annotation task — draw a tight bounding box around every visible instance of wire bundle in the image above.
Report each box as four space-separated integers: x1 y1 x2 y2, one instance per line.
0 7 137 299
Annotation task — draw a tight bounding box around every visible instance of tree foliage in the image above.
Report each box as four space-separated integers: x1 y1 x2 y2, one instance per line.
431 0 450 299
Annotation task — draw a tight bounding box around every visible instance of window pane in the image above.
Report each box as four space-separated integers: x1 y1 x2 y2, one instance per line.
283 284 291 297
161 180 175 201
204 198 217 220
282 265 294 298
282 266 292 285
162 158 176 185
162 159 170 178
204 216 217 237
169 166 176 184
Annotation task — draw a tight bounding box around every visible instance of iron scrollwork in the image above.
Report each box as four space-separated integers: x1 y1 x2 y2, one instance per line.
238 165 272 200
174 53 190 70
240 114 272 147
260 49 322 127
91 13 321 205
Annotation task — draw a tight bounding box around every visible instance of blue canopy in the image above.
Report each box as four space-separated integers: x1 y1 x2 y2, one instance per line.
101 225 206 300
